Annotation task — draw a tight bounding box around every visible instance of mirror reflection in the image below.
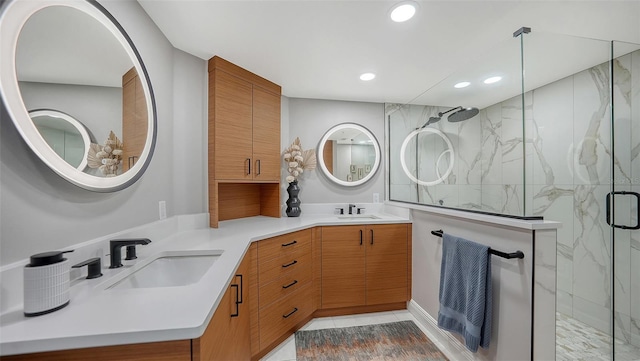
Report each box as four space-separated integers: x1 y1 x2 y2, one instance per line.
29 109 93 171
15 5 146 176
318 124 380 186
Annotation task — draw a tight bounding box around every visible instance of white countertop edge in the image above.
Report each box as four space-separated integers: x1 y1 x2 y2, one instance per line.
385 201 562 230
0 212 411 356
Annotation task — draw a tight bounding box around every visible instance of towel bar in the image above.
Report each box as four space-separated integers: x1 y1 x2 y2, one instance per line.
430 230 525 259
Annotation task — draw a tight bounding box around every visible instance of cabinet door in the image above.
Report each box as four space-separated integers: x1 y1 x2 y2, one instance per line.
122 68 148 172
194 251 252 361
365 224 408 305
321 226 365 308
212 69 253 180
252 86 281 181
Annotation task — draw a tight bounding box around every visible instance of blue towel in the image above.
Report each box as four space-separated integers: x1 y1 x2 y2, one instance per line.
437 233 492 352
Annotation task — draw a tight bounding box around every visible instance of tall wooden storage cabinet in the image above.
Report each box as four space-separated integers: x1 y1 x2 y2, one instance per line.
208 56 281 227
122 67 148 172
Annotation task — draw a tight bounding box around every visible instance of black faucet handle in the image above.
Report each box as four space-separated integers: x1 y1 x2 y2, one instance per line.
357 207 365 214
72 257 103 279
125 245 138 260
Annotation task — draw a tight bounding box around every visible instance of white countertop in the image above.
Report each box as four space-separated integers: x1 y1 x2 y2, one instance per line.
0 212 410 356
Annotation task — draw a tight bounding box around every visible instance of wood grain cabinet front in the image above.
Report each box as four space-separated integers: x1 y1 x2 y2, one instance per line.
193 244 254 361
122 67 148 172
257 229 314 351
321 223 410 309
208 57 281 182
207 56 281 228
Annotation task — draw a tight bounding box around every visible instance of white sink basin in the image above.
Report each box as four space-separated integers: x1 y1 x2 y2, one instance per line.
336 214 380 220
106 250 223 290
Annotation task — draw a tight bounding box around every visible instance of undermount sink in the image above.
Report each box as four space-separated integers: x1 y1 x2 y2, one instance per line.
336 214 380 220
106 250 223 290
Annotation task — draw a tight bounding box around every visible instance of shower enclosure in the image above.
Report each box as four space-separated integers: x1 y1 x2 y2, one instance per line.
387 29 640 360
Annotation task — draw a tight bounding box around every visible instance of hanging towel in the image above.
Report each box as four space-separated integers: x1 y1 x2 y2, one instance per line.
437 233 492 352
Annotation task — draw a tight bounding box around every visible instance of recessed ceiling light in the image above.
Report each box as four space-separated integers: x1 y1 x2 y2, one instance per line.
484 76 502 84
360 73 376 81
454 81 470 88
390 2 417 22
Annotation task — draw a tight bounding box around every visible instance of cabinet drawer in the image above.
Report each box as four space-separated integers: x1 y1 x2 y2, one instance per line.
259 283 314 349
259 243 311 285
259 257 312 308
258 229 311 261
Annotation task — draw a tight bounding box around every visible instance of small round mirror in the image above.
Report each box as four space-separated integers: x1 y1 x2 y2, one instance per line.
29 109 94 171
317 123 381 187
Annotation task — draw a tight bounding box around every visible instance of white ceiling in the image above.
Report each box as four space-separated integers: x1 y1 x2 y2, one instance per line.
138 0 640 107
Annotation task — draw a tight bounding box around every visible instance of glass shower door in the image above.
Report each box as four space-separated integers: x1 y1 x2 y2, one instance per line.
610 40 640 361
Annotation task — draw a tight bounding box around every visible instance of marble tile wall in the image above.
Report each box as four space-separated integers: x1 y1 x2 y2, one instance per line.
387 48 640 350
387 100 525 215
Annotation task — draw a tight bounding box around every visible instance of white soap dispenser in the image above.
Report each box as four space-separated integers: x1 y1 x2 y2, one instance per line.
23 250 73 316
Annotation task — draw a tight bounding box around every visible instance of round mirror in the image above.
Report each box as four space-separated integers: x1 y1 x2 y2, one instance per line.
0 0 156 192
29 109 94 171
317 123 381 187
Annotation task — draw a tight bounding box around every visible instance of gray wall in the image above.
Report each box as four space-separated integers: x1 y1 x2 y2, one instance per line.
0 4 388 266
286 98 385 206
0 0 182 266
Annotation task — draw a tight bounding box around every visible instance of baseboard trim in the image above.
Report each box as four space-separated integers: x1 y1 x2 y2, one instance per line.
407 300 475 361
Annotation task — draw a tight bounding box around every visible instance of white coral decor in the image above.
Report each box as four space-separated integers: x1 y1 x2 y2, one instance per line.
282 137 316 183
87 131 124 176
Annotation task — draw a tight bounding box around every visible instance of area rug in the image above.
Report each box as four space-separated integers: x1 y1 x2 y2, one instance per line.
295 320 448 361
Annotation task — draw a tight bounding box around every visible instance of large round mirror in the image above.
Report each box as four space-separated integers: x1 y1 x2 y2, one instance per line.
317 123 381 187
0 0 156 192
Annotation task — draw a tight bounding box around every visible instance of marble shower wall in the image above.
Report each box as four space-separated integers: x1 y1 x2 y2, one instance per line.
530 50 639 347
387 101 525 215
387 48 640 347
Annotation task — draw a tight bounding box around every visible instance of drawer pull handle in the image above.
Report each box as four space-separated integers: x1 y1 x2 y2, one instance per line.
282 280 298 289
282 240 297 247
360 230 363 245
282 260 298 268
246 158 251 175
370 229 374 245
283 307 298 319
230 284 239 317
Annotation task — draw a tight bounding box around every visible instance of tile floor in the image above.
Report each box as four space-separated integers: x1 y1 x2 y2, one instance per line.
556 312 640 361
260 310 444 361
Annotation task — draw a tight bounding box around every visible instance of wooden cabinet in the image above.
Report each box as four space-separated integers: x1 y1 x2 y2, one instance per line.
209 58 280 182
256 229 316 353
208 56 281 228
0 341 191 361
193 243 255 361
321 223 409 309
122 67 148 172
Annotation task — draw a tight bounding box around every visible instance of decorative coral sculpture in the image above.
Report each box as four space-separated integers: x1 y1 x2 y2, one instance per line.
282 137 316 183
87 131 123 176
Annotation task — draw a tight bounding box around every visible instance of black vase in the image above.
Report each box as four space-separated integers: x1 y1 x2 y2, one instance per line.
286 180 301 217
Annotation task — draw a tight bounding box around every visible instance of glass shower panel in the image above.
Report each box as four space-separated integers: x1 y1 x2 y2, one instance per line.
387 34 525 216
612 40 640 361
521 31 615 359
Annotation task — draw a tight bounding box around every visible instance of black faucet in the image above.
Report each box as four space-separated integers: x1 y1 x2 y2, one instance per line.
109 238 151 268
348 204 357 215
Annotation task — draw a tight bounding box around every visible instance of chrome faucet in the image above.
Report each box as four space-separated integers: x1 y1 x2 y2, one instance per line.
109 238 151 268
348 204 357 215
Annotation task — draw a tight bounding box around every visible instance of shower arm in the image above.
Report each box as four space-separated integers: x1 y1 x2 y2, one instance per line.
438 106 462 117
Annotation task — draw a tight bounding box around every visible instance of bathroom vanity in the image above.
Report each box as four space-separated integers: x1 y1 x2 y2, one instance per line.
0 210 411 360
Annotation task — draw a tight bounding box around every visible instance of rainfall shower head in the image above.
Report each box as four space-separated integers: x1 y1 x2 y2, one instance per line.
418 106 479 128
448 107 479 123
